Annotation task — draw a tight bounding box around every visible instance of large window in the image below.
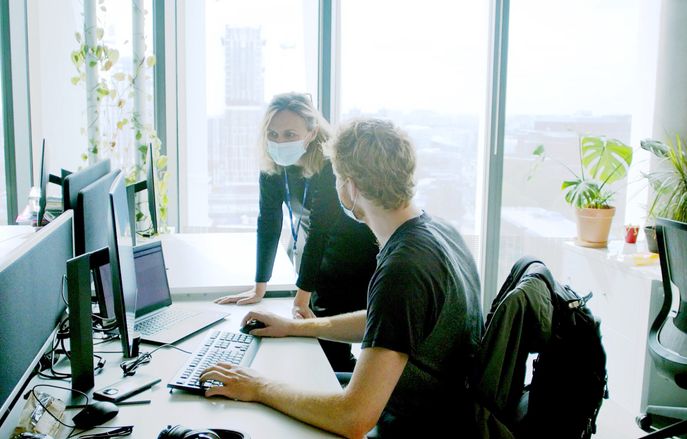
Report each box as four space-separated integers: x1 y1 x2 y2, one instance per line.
497 0 646 280
0 60 5 224
338 0 490 258
26 0 154 192
180 0 319 230
27 0 86 191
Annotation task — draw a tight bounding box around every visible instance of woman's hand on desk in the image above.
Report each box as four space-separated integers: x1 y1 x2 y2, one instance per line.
201 362 264 402
292 289 316 319
214 283 267 305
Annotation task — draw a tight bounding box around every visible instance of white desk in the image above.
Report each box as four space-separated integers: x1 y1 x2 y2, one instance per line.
0 298 341 438
160 233 297 299
0 225 34 264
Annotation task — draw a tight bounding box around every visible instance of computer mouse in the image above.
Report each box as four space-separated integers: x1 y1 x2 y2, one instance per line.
71 401 119 429
240 319 266 334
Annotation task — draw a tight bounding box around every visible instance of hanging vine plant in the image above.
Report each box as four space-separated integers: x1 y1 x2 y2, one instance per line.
70 3 169 233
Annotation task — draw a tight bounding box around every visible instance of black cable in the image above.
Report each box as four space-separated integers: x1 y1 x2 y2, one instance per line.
70 426 134 438
60 274 69 307
119 343 190 376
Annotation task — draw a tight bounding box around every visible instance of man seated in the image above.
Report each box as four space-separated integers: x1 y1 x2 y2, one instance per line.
201 118 484 438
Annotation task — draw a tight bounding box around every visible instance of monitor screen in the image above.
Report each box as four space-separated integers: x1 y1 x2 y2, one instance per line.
107 173 139 358
146 144 158 235
96 240 172 320
0 211 74 421
75 169 120 256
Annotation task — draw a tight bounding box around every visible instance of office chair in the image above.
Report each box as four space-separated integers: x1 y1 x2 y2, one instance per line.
473 256 607 439
472 257 554 439
638 218 687 439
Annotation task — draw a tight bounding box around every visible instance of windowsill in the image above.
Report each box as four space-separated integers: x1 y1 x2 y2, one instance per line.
563 240 661 282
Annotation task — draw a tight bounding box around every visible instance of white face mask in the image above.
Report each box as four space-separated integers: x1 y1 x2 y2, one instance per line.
338 180 364 223
267 140 307 166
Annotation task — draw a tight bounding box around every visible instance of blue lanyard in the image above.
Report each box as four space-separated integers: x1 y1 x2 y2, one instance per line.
283 169 310 253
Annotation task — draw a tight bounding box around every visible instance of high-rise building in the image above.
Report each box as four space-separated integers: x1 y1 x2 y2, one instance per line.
207 26 265 226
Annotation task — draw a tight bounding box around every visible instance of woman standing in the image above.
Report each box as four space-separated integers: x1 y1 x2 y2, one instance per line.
215 92 378 372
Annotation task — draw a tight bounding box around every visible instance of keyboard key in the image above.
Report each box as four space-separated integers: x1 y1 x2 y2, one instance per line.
166 330 260 394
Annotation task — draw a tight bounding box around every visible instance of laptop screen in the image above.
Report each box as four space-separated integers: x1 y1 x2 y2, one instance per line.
97 240 172 319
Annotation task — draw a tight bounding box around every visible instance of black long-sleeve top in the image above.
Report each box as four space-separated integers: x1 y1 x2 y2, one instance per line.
255 161 379 313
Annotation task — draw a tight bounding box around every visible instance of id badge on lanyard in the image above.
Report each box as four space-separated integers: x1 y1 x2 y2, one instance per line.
283 169 310 254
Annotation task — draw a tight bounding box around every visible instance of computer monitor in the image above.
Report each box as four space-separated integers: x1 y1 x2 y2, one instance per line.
62 159 111 212
35 139 66 226
95 240 171 320
36 139 48 226
108 172 139 358
0 211 74 421
128 143 158 245
74 169 120 256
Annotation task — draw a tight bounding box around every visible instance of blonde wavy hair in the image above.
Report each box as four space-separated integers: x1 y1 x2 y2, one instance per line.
324 118 416 209
259 92 330 178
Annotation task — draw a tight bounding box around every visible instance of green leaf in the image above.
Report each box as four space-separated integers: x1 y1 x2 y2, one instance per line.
532 144 545 156
157 156 168 170
135 131 142 140
146 55 156 68
109 49 120 64
580 136 633 185
70 76 80 85
640 139 670 158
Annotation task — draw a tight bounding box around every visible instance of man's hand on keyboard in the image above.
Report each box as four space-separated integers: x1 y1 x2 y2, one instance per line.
241 311 292 338
201 362 264 402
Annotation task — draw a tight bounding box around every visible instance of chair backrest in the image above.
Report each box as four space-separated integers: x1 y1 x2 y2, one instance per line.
649 218 687 388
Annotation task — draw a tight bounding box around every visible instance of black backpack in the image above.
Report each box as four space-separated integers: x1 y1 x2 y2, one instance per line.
486 256 609 439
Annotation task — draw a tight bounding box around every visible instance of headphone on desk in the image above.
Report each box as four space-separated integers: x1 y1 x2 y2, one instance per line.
158 425 247 439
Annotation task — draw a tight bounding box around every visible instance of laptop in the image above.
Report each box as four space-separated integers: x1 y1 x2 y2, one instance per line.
95 240 229 345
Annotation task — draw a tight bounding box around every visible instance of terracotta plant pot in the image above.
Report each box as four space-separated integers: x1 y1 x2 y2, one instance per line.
575 207 616 248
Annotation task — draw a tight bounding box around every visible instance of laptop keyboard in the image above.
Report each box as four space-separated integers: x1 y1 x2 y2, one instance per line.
167 330 260 394
135 308 203 336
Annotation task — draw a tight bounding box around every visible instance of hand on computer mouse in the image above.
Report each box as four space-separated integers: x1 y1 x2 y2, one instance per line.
239 311 292 338
240 319 266 335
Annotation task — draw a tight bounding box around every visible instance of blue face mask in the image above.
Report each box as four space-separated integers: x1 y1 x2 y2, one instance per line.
267 140 307 166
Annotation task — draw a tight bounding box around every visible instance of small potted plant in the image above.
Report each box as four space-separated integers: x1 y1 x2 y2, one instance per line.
532 135 633 247
640 135 687 252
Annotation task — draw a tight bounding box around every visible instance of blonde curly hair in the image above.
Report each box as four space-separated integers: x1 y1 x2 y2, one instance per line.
325 118 416 209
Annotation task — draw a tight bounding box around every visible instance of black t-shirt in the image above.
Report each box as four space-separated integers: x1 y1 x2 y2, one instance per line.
255 161 378 313
362 212 483 437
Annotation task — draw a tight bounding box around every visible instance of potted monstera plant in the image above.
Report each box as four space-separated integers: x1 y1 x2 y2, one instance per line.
640 135 687 252
533 135 633 247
